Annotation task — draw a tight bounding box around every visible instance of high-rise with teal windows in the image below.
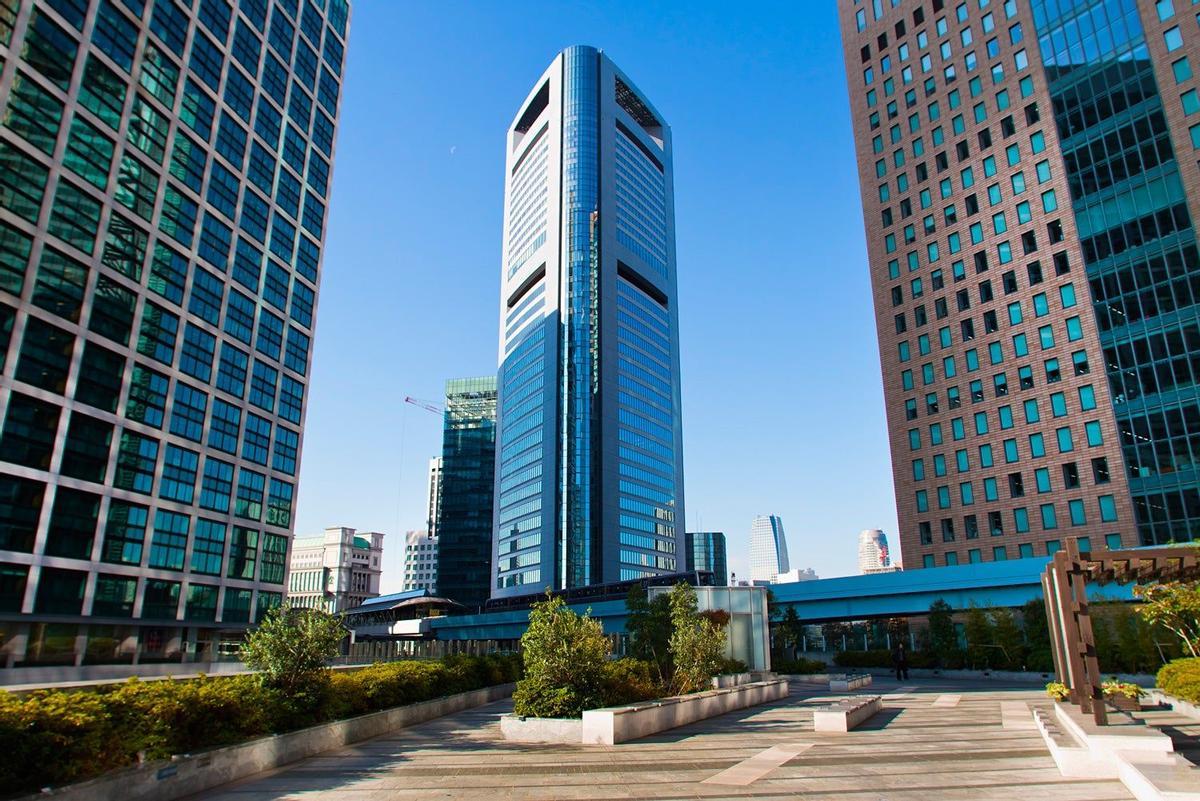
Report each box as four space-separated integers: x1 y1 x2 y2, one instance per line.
0 0 347 671
436 376 496 610
839 0 1200 568
492 46 685 598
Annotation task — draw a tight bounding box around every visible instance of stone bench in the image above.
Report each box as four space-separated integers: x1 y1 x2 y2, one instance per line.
829 673 872 692
812 695 882 732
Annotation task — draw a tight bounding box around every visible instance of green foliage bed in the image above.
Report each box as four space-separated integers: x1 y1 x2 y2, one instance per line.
0 654 521 797
1158 657 1200 704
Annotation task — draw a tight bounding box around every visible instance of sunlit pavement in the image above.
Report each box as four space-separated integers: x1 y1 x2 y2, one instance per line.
197 677 1135 800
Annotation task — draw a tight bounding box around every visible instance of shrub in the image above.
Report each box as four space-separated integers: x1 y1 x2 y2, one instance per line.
668 583 727 694
240 607 346 695
512 594 610 718
717 657 749 674
0 654 518 797
833 649 892 668
773 657 827 674
1158 657 1200 703
600 658 661 706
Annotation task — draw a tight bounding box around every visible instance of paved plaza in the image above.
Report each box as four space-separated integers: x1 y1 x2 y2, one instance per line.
200 678 1151 800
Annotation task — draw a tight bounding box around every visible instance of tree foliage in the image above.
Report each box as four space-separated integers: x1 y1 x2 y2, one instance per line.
1134 581 1200 657
928 599 958 667
624 584 674 685
775 606 805 660
964 604 995 669
989 607 1024 671
512 593 610 718
239 607 346 695
667 583 727 694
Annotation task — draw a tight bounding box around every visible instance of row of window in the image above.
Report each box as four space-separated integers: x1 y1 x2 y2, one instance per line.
917 531 1124 567
2 560 284 622
917 493 1120 546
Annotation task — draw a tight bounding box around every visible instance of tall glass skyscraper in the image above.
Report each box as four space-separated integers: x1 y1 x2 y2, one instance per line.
492 46 685 598
0 0 347 670
839 0 1200 568
437 376 496 609
749 515 789 584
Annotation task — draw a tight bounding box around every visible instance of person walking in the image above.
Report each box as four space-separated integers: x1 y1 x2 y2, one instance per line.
892 641 910 681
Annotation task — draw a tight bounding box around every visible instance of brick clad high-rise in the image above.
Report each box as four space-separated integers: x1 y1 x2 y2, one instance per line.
838 0 1200 568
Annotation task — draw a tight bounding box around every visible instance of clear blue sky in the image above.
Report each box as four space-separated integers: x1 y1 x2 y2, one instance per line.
294 0 899 591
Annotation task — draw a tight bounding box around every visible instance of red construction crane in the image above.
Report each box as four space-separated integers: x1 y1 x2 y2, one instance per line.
404 396 442 416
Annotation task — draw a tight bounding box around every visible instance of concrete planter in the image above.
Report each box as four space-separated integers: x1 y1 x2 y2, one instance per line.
1147 688 1200 721
499 715 583 743
22 683 515 801
582 678 789 745
711 672 753 689
498 678 790 746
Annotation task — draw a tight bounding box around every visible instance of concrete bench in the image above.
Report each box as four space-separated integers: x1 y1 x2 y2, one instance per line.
812 695 882 732
829 674 872 692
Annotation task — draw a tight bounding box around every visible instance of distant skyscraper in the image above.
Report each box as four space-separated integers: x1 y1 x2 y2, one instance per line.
426 456 443 537
685 531 727 585
491 46 685 597
749 515 790 584
858 529 898 574
286 527 383 612
401 529 438 592
0 0 348 669
437 377 496 609
835 0 1200 567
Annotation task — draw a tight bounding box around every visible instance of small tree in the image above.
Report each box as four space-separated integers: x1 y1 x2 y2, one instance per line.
667 583 726 694
928 599 958 666
239 607 345 695
1134 581 1200 657
776 606 805 660
990 607 1024 671
625 584 673 685
964 605 995 669
512 593 610 718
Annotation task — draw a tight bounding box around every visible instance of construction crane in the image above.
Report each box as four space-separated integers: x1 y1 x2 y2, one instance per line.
404 396 443 416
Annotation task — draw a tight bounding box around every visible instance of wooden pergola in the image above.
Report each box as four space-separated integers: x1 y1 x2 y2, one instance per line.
1042 539 1200 725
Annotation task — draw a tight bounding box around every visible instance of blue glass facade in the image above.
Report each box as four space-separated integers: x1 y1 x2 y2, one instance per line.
1032 0 1200 543
559 46 600 588
493 46 684 598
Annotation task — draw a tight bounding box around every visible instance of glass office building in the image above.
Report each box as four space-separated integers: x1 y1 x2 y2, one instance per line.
685 531 727 586
839 0 1200 568
436 376 496 610
492 46 685 598
0 0 348 670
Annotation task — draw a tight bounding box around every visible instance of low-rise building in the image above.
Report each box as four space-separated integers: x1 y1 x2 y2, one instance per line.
286 527 384 612
774 568 819 584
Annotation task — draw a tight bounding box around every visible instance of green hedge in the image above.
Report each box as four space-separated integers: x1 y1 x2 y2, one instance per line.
1158 657 1200 704
0 654 521 796
772 657 828 674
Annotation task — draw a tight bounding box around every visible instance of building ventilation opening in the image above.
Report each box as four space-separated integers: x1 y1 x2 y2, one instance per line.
615 76 663 147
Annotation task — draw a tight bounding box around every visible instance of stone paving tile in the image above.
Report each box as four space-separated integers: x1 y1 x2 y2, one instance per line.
196 678 1134 800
